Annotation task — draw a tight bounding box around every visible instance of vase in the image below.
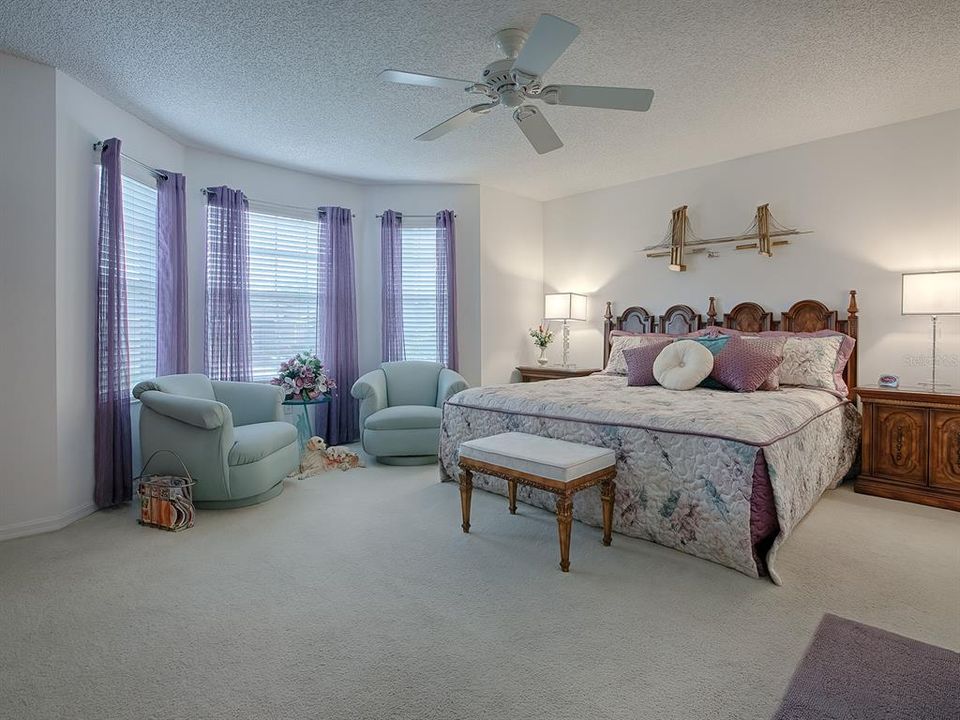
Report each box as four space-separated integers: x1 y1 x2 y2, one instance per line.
537 347 548 366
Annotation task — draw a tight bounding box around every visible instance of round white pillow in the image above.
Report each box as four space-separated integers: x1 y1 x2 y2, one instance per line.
653 340 714 390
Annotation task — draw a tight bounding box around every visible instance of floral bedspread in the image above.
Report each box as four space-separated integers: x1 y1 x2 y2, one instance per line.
439 375 860 584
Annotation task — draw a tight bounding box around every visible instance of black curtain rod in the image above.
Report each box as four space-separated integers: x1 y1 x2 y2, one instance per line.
93 141 169 181
200 189 355 217
375 213 457 219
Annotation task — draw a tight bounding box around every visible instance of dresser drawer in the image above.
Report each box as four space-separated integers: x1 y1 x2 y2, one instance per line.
873 406 927 485
930 410 960 491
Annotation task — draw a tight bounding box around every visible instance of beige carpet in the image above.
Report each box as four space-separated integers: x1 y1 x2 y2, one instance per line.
1 459 957 720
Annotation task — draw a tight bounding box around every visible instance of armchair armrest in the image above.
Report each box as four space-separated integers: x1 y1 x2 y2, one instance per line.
437 368 468 406
137 390 228 430
351 369 388 428
211 381 284 425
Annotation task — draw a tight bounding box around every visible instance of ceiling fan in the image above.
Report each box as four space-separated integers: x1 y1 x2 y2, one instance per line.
379 14 655 155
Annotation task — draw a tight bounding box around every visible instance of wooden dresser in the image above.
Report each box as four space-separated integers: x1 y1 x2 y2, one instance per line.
516 366 601 383
855 386 960 511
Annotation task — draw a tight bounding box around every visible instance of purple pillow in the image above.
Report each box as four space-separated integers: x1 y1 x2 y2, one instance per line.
740 336 787 390
710 337 784 392
623 340 673 386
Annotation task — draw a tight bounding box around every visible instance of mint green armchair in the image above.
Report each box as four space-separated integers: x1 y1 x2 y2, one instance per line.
351 361 468 465
133 374 299 509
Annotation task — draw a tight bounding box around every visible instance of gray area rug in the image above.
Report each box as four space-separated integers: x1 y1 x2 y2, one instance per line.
772 613 960 719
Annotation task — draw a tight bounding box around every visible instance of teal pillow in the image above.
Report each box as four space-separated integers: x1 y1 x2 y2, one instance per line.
676 336 730 389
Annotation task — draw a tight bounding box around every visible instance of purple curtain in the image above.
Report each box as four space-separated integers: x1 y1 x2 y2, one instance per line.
380 210 405 362
316 207 360 444
436 209 458 370
204 186 252 381
94 138 133 508
156 171 188 375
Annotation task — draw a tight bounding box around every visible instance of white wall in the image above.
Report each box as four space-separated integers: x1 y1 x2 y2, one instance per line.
0 54 60 538
479 186 544 385
54 69 188 524
543 111 960 388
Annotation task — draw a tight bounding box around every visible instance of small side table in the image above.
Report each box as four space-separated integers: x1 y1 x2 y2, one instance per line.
516 365 601 383
282 395 331 449
855 385 960 511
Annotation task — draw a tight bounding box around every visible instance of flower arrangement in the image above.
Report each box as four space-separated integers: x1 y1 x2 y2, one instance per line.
270 351 336 401
529 325 554 348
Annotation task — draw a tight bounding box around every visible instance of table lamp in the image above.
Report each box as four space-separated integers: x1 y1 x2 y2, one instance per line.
544 292 588 367
901 271 960 389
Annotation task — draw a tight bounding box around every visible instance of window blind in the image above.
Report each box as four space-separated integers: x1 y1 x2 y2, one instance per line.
121 174 158 390
401 222 439 361
248 209 320 381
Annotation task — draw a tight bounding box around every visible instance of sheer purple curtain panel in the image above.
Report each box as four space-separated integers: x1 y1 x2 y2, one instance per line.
316 207 360 444
94 138 133 508
435 209 458 370
380 209 405 362
204 186 252 381
156 171 189 375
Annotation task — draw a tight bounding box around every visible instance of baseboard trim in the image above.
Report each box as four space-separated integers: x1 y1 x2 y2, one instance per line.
0 502 97 542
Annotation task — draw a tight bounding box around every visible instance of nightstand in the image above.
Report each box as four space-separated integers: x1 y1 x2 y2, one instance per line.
855 386 960 511
516 366 601 383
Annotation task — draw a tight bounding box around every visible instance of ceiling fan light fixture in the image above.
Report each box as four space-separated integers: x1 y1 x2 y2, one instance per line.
493 28 528 59
379 13 655 153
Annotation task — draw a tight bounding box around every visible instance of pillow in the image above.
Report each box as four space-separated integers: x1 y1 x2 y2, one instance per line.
686 327 747 338
623 340 673 386
688 335 731 389
610 330 674 338
602 334 674 375
777 335 846 392
758 330 855 395
737 336 787 390
710 337 785 392
653 340 714 390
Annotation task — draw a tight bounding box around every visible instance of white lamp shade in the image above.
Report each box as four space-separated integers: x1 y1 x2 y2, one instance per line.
902 271 960 315
544 293 588 321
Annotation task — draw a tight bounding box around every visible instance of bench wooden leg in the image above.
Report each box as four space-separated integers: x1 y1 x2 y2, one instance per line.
508 480 517 514
601 477 615 546
459 469 473 533
556 493 573 572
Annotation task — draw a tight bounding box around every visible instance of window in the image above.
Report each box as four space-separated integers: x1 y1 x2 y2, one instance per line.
400 222 438 361
247 207 320 381
121 175 158 390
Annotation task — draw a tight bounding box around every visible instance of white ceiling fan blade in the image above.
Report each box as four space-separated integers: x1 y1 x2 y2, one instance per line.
513 105 563 154
511 15 580 80
539 85 655 112
416 102 497 141
379 69 473 91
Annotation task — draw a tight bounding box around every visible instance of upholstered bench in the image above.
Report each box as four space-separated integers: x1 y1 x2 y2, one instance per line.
458 432 617 572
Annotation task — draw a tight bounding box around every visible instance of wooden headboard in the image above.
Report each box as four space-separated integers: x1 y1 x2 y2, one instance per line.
602 290 859 399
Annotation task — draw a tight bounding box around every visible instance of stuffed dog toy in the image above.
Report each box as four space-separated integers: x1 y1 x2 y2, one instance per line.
293 437 364 477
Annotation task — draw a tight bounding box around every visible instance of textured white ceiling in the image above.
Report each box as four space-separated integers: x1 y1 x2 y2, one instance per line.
2 0 958 200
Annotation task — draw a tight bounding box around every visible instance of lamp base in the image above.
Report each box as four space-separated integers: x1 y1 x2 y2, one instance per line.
560 320 571 368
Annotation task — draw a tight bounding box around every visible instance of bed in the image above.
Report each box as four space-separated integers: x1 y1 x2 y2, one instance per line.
439 293 862 584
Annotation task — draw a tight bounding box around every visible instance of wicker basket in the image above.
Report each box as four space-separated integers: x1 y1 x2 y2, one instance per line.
136 450 196 531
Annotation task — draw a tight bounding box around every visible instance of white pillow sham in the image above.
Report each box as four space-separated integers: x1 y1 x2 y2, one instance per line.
779 335 844 390
602 335 672 375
